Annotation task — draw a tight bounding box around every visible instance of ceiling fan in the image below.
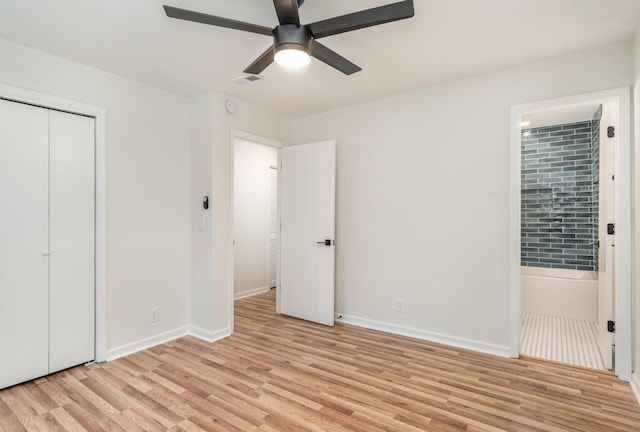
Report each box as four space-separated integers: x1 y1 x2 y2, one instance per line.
163 0 415 75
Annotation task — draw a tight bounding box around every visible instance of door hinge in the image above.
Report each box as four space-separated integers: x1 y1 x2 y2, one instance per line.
607 223 615 235
607 126 615 138
607 320 615 333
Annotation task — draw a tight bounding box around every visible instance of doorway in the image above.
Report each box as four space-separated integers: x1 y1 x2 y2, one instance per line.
231 132 282 317
229 136 337 331
509 88 632 381
519 103 608 370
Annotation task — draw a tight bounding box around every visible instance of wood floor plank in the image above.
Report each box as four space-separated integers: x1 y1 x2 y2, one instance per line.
46 407 87 432
60 401 113 432
0 396 27 432
119 408 165 432
32 412 66 432
2 290 640 431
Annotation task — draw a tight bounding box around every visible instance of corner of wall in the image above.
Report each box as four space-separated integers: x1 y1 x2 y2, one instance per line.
634 27 640 78
188 325 231 344
632 372 640 405
633 24 640 395
189 90 293 340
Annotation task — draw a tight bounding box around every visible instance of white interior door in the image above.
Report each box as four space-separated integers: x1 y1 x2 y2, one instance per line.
597 101 616 370
49 110 95 372
280 141 336 326
0 99 50 388
0 100 95 389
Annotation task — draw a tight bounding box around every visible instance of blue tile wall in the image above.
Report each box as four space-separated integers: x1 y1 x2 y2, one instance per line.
521 115 600 271
590 106 601 270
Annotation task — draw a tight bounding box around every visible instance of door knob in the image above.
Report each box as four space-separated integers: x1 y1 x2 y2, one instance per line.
41 250 50 256
316 239 332 246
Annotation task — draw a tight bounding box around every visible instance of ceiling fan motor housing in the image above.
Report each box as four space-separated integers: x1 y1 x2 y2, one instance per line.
274 24 312 55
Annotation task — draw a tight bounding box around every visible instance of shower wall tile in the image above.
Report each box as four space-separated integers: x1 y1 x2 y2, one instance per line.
590 106 601 271
521 119 599 271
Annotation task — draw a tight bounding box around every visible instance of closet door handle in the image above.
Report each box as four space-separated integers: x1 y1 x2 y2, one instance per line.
41 250 50 256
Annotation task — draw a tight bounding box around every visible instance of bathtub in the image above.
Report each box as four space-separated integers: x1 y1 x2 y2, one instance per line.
521 266 598 322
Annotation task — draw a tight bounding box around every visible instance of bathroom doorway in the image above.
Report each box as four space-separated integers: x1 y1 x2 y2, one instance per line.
510 88 631 381
519 103 608 370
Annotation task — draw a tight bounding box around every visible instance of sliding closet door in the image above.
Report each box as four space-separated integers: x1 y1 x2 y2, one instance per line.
0 99 50 389
49 110 95 372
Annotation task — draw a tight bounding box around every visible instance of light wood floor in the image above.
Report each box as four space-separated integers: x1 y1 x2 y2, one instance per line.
2 291 640 431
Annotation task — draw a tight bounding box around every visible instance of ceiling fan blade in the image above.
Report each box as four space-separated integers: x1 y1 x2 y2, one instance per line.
164 5 273 36
273 0 300 26
307 0 414 39
310 40 361 75
243 46 275 74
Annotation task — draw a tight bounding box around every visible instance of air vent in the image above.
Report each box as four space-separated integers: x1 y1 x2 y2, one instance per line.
231 75 263 85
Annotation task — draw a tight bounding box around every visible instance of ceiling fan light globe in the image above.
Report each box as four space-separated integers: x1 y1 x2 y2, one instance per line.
275 48 311 69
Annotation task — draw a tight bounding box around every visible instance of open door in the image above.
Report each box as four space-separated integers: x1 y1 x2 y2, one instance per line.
597 101 616 370
280 140 336 326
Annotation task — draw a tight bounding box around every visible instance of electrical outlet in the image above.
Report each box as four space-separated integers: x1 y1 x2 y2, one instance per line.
150 308 159 323
396 298 404 313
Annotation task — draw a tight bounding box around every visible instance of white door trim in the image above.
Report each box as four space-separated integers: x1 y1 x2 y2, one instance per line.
509 87 631 381
229 130 284 334
0 83 107 363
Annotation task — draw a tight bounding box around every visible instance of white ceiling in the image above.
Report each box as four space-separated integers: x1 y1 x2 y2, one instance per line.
522 104 602 129
0 0 639 118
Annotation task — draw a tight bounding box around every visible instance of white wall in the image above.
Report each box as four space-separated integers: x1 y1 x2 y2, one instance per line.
190 93 214 339
2 33 636 372
632 27 640 399
233 140 277 298
190 92 290 339
0 39 191 358
292 41 632 356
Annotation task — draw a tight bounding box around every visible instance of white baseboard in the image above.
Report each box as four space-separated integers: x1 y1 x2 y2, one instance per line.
106 325 190 361
631 372 640 406
105 325 232 362
189 325 231 343
337 314 511 358
234 285 270 300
